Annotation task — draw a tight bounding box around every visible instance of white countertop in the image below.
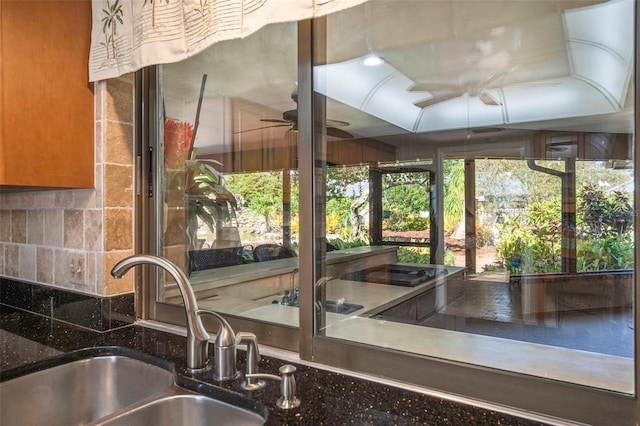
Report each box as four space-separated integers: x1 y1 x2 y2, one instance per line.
187 259 632 395
196 264 464 327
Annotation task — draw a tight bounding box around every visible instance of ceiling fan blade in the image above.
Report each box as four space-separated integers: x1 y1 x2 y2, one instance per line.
326 127 354 139
234 123 291 134
410 82 461 92
414 91 463 108
326 118 350 127
478 91 502 106
260 118 290 124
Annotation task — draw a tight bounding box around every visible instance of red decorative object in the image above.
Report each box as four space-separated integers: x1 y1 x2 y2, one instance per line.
164 118 194 168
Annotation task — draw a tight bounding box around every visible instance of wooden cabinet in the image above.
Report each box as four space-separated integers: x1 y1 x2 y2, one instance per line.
0 0 94 190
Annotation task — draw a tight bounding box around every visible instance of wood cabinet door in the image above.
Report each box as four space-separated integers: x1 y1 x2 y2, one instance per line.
1 0 94 189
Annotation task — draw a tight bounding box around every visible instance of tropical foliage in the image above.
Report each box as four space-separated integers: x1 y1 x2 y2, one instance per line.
188 153 633 274
496 199 562 274
164 118 236 249
496 183 634 274
577 183 634 271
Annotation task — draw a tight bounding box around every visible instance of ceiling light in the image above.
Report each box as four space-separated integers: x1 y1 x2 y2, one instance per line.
362 55 385 67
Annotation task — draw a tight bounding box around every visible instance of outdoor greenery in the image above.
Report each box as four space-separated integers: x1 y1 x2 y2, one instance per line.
443 160 465 234
382 172 431 232
496 182 634 274
496 199 563 274
576 183 634 271
225 172 285 233
204 157 633 274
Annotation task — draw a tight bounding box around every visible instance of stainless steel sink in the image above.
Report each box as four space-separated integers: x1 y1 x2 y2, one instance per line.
324 300 364 315
0 347 266 426
0 354 173 425
286 299 364 315
98 392 266 426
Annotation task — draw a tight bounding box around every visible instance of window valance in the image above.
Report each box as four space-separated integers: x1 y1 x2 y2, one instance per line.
89 0 367 82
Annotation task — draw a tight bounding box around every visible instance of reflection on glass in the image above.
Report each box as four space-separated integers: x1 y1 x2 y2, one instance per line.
314 0 634 393
158 22 300 324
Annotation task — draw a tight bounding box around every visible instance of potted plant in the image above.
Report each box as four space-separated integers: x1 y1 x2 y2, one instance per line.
164 117 237 253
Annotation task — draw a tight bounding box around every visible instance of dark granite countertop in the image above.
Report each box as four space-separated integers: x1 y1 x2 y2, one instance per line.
1 306 550 426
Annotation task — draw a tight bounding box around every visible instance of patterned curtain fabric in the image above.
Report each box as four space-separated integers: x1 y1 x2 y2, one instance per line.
89 0 367 81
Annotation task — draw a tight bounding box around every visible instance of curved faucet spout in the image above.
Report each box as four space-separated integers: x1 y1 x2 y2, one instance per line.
111 254 210 371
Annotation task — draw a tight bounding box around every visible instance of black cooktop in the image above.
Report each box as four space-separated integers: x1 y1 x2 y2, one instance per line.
342 263 447 287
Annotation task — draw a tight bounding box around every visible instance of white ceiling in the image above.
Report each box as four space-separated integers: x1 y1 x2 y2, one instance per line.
162 0 634 155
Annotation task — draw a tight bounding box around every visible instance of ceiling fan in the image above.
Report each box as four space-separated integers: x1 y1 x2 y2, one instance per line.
411 69 508 109
411 27 521 109
235 92 354 139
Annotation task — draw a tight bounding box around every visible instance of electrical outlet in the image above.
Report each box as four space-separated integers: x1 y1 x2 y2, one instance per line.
68 256 85 285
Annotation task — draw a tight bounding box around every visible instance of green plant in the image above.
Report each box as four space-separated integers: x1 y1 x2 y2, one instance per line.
496 199 562 274
397 246 430 263
183 156 237 238
443 160 464 233
327 238 369 250
579 183 633 238
164 118 237 250
497 184 634 274
475 222 494 247
444 249 456 265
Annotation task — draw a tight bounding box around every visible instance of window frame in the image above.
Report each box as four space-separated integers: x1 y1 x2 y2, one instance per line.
136 8 640 424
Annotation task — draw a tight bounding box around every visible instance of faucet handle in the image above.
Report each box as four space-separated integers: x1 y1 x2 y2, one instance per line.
237 332 265 390
196 309 239 381
246 364 301 409
196 309 235 348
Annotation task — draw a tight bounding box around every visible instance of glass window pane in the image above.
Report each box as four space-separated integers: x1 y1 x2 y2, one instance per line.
158 22 300 325
313 0 634 393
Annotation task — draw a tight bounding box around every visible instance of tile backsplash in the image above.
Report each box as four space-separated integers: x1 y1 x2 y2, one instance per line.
0 74 136 297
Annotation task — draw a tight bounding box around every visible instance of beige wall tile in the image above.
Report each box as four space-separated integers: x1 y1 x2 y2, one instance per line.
36 247 54 285
104 164 134 208
74 189 97 209
95 81 105 121
0 209 11 242
104 208 133 251
20 193 36 209
104 250 136 296
11 210 26 244
54 191 74 208
94 164 104 209
64 210 84 249
88 252 98 289
105 250 134 294
0 193 16 209
27 210 44 245
38 192 56 208
19 245 37 282
105 121 134 165
0 243 4 275
43 210 64 247
95 121 104 164
105 74 134 123
84 209 103 251
5 244 19 277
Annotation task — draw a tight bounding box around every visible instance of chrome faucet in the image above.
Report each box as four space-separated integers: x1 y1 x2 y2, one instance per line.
281 268 299 306
314 276 333 333
111 254 242 380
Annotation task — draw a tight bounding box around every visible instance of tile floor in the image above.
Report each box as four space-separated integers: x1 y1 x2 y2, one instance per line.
424 274 634 358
